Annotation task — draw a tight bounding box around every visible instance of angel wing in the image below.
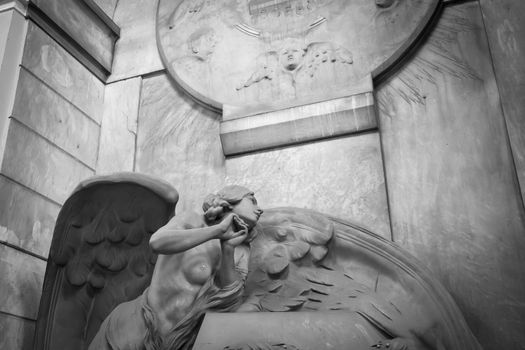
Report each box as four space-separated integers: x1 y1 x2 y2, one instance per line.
34 173 178 350
240 208 481 350
236 51 279 90
301 42 353 78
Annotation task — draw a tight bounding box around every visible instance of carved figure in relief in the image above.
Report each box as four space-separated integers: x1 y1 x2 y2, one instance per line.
187 27 218 62
34 174 482 350
89 185 262 350
237 39 353 94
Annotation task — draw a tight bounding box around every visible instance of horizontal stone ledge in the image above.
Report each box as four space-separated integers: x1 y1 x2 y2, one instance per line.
220 91 377 156
27 0 120 81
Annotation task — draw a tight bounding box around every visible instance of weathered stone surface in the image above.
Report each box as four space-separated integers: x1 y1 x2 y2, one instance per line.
96 77 141 173
0 243 46 319
220 90 376 156
109 0 163 81
225 132 391 239
157 0 439 109
0 175 59 257
1 121 94 204
377 3 525 349
22 22 104 122
31 0 116 71
0 313 35 350
480 0 525 204
91 0 119 19
12 68 100 168
0 9 26 166
136 73 224 213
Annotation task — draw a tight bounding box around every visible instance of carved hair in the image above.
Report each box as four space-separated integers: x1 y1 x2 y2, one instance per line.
202 185 254 222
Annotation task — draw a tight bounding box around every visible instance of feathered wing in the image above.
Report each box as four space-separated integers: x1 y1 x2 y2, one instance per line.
34 173 178 350
301 42 353 78
236 51 279 90
241 208 481 350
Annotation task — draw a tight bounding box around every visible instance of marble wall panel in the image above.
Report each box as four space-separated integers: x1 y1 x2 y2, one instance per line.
31 0 115 71
1 121 94 204
96 77 141 173
109 0 164 81
0 244 46 319
480 0 525 204
91 0 119 19
12 68 100 167
0 313 35 350
136 73 224 214
377 3 525 349
225 132 391 239
0 175 59 258
0 9 26 166
21 22 104 122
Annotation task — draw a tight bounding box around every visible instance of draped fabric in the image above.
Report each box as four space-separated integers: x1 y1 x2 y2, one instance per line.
89 279 245 350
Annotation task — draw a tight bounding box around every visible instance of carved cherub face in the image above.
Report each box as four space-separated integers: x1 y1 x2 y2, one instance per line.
279 44 306 71
232 194 263 230
188 27 217 60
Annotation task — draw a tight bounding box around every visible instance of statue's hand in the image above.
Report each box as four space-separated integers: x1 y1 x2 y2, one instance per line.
219 213 248 241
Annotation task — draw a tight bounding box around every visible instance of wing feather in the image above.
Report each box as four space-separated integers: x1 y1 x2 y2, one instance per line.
34 173 178 350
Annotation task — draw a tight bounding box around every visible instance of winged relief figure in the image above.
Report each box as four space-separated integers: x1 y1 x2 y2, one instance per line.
237 40 353 92
34 173 481 350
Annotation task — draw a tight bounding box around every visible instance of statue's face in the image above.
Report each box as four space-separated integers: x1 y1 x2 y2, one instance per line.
280 46 304 71
232 194 263 230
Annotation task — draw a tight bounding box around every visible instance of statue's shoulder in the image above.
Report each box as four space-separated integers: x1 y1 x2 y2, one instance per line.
168 210 207 229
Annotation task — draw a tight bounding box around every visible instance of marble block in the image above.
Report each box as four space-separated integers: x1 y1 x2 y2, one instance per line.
1 121 94 204
13 68 100 168
96 77 141 173
220 86 376 156
22 23 104 122
136 73 225 213
377 3 525 349
0 313 35 350
0 175 59 258
225 132 391 239
0 244 45 319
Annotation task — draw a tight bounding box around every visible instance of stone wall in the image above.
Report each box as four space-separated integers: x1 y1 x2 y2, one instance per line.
0 0 524 349
0 12 103 350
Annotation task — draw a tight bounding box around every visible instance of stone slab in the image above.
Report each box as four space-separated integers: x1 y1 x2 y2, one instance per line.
91 0 118 19
96 77 141 173
220 91 376 156
479 0 525 205
0 313 35 350
1 121 94 204
13 68 100 168
225 132 391 239
0 9 26 169
22 22 104 122
108 0 164 82
0 175 60 258
136 73 225 213
377 3 525 349
31 0 116 71
0 243 46 319
194 312 386 350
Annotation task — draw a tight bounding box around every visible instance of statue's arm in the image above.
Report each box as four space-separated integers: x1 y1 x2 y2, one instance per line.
217 242 248 288
149 212 232 255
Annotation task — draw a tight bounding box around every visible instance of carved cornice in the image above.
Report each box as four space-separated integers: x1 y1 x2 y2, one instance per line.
26 0 120 82
0 0 27 16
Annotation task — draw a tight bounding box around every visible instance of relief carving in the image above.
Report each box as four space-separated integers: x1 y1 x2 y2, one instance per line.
157 0 441 110
237 39 353 99
34 174 482 350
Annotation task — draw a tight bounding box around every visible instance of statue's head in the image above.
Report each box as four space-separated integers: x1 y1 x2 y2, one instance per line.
279 38 306 71
203 185 263 233
187 27 217 60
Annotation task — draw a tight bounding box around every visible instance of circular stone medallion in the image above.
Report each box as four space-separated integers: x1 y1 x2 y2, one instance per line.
157 0 440 110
